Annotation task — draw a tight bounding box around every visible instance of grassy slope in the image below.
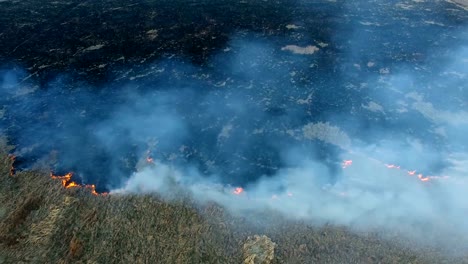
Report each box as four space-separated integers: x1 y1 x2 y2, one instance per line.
0 141 467 263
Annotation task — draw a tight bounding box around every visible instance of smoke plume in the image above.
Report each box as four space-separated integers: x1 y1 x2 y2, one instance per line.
1 0 467 252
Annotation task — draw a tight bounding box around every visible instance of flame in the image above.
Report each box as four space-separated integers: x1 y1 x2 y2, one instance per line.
342 156 450 183
51 172 74 187
65 181 79 188
418 174 430 182
342 160 353 169
233 187 244 195
86 184 108 196
385 164 400 169
145 149 155 164
51 172 106 196
382 163 446 182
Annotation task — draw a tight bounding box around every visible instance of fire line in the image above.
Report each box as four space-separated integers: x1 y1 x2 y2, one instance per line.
50 172 107 196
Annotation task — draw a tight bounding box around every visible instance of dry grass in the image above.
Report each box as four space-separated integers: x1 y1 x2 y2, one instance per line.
0 140 467 263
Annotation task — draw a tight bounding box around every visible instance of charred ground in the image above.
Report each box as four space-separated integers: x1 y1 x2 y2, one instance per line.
1 0 467 191
1 0 468 263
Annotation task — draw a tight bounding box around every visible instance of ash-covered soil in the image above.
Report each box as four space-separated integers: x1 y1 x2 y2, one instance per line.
1 1 468 263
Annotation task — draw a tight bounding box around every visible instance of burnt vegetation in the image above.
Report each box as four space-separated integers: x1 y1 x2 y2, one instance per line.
0 140 467 264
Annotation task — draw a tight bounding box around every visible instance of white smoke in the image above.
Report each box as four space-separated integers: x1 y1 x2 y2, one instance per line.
1 0 467 254
109 22 468 250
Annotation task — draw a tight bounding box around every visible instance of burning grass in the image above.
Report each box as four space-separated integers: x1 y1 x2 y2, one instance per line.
0 141 467 263
50 172 105 196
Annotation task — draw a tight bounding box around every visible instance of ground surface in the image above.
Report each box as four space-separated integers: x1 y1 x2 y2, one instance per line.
1 143 467 263
1 0 467 189
1 1 468 263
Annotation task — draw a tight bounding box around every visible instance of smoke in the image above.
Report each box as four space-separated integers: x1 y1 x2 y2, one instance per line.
1 0 468 252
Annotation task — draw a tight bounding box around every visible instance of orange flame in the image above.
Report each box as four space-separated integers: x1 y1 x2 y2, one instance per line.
145 149 155 164
385 164 401 169
418 174 430 182
85 184 101 196
381 162 449 183
342 160 353 169
51 172 106 196
66 181 79 188
233 187 244 195
342 156 450 183
51 172 73 187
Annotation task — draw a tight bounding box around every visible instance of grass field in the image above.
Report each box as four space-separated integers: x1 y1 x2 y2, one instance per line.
1 138 467 264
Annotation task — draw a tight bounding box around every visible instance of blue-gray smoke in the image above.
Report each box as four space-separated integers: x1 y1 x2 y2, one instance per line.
1 0 467 252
